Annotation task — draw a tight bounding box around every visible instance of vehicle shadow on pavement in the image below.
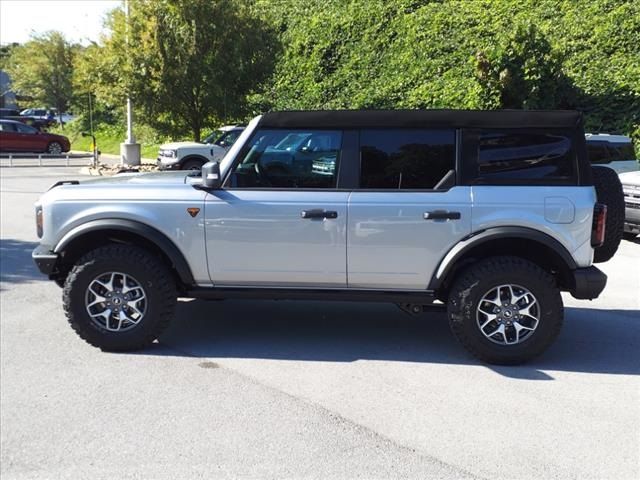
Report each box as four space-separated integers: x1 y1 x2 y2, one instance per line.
0 238 41 289
146 298 640 379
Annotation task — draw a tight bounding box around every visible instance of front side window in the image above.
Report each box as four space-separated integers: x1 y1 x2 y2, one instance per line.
359 129 456 189
15 123 38 134
474 130 574 183
226 129 342 189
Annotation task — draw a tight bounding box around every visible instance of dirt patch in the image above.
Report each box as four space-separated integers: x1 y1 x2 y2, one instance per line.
84 162 160 176
198 361 220 369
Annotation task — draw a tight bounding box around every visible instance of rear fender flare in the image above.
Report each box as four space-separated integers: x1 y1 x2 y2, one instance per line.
428 227 577 290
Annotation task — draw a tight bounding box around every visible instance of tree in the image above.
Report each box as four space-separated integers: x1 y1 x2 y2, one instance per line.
5 32 76 119
91 0 279 141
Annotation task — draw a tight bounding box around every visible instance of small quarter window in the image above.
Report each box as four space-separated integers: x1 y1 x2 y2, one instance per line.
474 130 574 182
359 129 456 189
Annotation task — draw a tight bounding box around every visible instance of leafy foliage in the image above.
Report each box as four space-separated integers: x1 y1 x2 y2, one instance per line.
257 0 639 140
4 32 76 116
3 0 638 151
77 0 279 141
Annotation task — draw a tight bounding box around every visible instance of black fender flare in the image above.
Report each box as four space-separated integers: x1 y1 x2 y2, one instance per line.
54 219 195 285
428 226 577 290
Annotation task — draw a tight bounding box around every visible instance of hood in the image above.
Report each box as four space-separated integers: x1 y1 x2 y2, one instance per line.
79 170 197 186
46 132 69 142
159 141 207 150
619 170 640 186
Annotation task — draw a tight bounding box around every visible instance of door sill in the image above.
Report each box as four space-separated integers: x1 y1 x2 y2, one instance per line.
186 286 442 306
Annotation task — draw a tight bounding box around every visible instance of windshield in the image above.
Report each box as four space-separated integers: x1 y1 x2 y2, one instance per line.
202 130 224 144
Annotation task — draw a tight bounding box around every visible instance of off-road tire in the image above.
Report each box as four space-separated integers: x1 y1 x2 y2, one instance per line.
63 244 176 351
181 158 205 171
592 166 624 263
447 256 564 365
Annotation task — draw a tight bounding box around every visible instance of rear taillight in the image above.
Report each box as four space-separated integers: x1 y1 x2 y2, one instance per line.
35 206 43 238
591 203 607 248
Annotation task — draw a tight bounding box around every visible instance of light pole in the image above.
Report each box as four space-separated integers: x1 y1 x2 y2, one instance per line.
120 0 141 166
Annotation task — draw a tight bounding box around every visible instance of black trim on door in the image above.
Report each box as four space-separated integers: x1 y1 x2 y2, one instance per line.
336 129 359 189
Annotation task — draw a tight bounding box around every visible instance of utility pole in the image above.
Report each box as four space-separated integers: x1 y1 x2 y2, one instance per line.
120 0 141 166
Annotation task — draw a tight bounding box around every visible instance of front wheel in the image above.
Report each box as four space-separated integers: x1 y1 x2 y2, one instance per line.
447 256 563 365
47 142 63 154
63 245 177 351
181 158 204 171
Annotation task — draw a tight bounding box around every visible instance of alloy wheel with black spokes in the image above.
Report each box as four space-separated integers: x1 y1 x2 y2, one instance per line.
476 284 539 346
85 272 148 332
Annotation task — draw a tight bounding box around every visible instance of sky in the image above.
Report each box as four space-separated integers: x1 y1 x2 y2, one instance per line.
0 0 121 45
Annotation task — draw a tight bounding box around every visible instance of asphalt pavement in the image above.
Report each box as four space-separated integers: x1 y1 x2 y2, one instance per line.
1 166 639 479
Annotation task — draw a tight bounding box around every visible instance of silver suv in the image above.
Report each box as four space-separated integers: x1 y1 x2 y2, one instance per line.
157 125 244 170
32 110 621 364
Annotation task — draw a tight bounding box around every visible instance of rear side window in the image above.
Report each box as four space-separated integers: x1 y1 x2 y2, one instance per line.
469 130 575 184
359 129 456 189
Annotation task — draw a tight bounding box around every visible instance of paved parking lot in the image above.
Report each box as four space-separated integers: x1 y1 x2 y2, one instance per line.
1 166 639 479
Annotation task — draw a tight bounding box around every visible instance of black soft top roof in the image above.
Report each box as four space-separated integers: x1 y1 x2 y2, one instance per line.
259 109 583 130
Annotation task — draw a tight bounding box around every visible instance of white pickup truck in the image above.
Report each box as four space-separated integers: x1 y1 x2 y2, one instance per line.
157 125 244 170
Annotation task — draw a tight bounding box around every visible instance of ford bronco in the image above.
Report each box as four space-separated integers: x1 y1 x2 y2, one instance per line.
32 110 623 364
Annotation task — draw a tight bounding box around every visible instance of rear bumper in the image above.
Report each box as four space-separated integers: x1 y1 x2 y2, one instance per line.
569 266 607 300
32 245 58 275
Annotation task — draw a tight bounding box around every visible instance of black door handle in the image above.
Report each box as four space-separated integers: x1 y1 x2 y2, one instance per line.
301 209 338 219
424 210 461 220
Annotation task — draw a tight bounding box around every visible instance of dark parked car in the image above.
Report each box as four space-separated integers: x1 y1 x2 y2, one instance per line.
0 119 70 154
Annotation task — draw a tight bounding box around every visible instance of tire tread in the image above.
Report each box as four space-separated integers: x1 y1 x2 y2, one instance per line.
63 244 176 351
447 256 563 365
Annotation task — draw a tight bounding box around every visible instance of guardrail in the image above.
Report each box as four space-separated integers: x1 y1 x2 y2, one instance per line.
0 152 98 167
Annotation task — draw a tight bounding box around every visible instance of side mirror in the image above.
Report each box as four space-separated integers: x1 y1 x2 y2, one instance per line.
202 161 222 189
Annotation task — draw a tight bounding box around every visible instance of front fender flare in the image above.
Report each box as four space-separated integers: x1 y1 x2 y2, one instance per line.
54 218 195 286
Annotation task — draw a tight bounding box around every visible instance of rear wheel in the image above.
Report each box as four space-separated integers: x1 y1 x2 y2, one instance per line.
592 166 624 263
447 256 563 365
63 245 177 351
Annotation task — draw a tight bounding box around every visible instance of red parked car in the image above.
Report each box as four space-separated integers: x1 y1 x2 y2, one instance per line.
0 119 70 154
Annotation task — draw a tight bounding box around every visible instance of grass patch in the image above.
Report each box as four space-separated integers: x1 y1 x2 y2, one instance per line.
50 122 167 159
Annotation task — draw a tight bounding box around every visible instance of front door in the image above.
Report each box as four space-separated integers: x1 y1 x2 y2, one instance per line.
205 128 349 287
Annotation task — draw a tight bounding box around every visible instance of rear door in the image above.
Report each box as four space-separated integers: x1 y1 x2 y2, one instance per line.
205 128 352 287
347 128 472 290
